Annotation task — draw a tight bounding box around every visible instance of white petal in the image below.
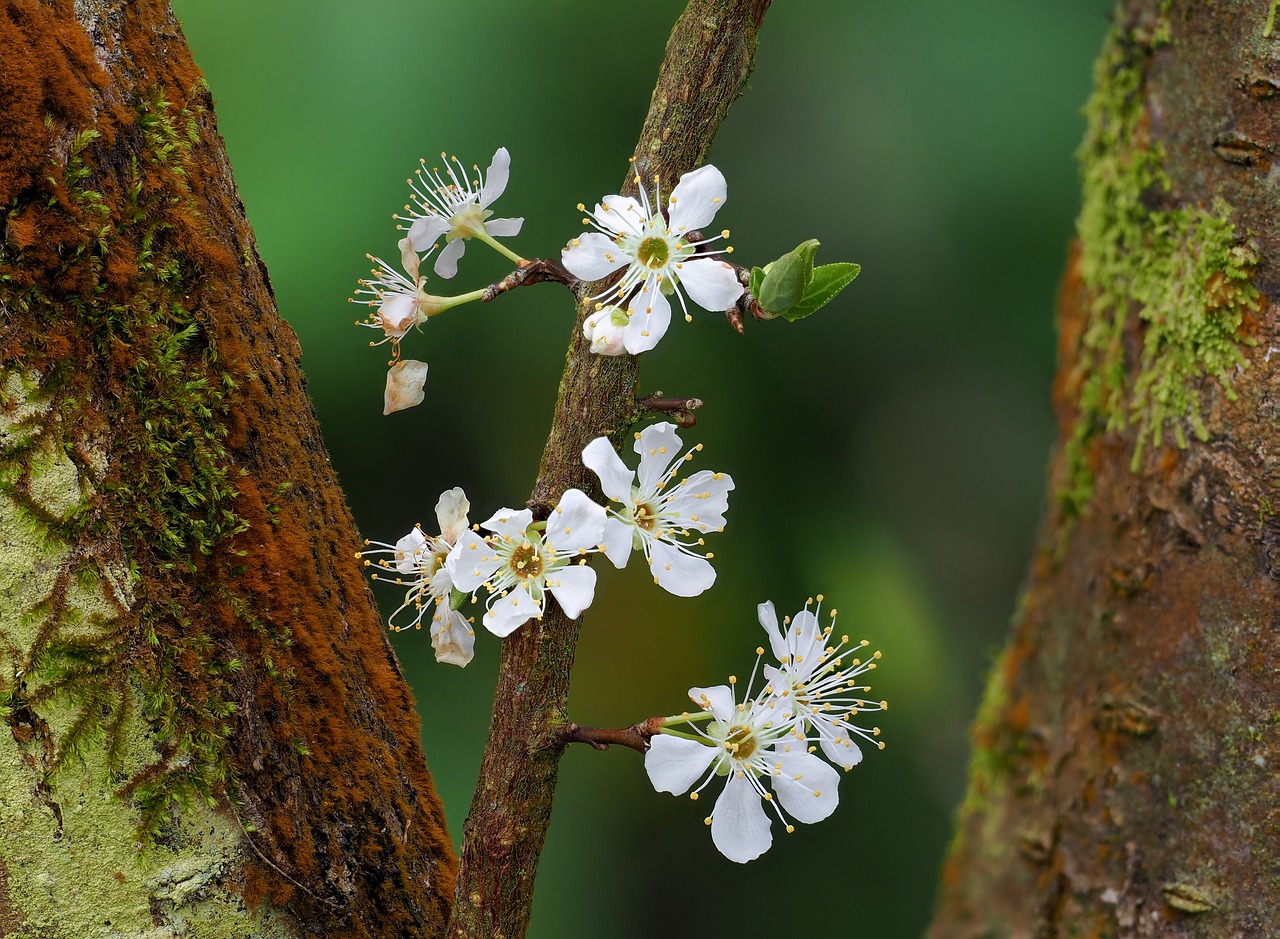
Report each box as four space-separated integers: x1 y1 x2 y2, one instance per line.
623 281 671 354
769 750 840 824
392 528 428 574
818 722 864 770
547 564 596 619
431 606 474 668
786 608 824 671
483 585 542 637
648 538 715 597
434 487 470 544
445 530 502 592
378 293 418 337
676 257 743 312
688 685 734 723
644 735 717 795
481 507 534 540
582 437 635 504
561 232 629 282
634 422 683 493
433 237 467 279
408 215 450 252
758 601 788 663
398 237 420 280
591 195 646 237
663 469 734 531
582 308 629 356
667 164 727 234
485 216 523 237
383 359 428 415
600 516 634 569
711 772 772 863
545 488 606 555
480 147 511 208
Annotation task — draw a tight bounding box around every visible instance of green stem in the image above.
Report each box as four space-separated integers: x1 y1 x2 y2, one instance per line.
474 230 526 267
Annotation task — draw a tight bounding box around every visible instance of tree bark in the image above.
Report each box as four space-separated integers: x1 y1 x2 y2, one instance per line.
930 2 1279 936
0 1 453 936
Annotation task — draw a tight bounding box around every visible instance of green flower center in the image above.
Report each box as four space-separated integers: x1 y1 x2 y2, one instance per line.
636 236 669 269
725 725 756 760
509 543 543 580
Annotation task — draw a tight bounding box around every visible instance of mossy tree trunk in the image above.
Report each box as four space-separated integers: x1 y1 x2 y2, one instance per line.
0 1 454 936
930 2 1279 936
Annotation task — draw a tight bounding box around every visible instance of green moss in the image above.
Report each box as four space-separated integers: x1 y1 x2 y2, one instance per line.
1059 28 1260 515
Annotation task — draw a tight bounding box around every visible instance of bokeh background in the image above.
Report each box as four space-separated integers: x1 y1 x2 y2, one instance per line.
170 2 1114 935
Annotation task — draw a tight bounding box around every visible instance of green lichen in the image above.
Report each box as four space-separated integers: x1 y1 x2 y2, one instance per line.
1059 28 1260 516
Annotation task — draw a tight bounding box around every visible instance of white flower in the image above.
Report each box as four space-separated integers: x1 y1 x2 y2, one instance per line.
561 163 744 354
582 422 733 597
383 359 429 415
399 147 524 278
581 305 630 356
352 238 435 351
359 488 476 667
645 677 840 863
759 597 887 770
445 489 606 637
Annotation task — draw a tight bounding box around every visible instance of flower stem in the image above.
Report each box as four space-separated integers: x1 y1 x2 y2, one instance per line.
475 230 527 267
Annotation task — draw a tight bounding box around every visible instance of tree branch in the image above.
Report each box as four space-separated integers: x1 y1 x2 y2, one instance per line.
445 2 771 936
556 717 666 753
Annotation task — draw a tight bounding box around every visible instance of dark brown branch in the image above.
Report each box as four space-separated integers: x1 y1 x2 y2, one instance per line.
446 3 771 937
556 717 666 753
481 257 578 302
635 392 704 428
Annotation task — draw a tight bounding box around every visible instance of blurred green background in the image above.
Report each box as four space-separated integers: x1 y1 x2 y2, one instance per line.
171 2 1113 935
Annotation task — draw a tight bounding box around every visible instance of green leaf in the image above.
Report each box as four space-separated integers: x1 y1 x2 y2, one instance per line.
756 239 820 315
779 263 861 321
749 266 766 300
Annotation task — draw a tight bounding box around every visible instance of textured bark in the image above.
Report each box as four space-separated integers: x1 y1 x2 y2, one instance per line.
930 2 1279 937
444 2 770 937
0 1 453 936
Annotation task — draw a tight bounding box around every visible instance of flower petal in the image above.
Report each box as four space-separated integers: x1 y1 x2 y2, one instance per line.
786 607 824 672
600 516 633 569
769 749 840 824
483 585 541 637
383 359 428 415
431 606 475 667
663 469 734 531
711 771 772 863
434 487 470 544
480 146 511 208
758 601 788 662
592 195 645 237
408 215 450 252
562 232 629 282
648 538 715 597
582 307 629 356
667 164 727 234
818 721 864 770
481 507 534 541
676 257 743 312
582 437 635 504
645 734 717 795
547 564 596 619
546 488 606 555
688 684 734 723
433 237 467 279
398 237 420 280
634 422 684 493
445 530 503 592
377 293 418 337
392 527 428 574
623 281 671 354
485 216 524 237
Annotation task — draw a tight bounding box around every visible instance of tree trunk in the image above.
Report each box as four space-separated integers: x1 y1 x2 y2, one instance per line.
0 1 454 936
930 1 1279 936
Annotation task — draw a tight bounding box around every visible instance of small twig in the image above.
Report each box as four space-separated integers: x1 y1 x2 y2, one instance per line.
557 716 665 753
635 392 703 428
482 258 578 302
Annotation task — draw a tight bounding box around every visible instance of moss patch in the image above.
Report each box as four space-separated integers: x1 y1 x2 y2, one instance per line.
1060 27 1260 515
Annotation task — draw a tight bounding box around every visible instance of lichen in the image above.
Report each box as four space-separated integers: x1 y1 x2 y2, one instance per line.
1059 27 1260 515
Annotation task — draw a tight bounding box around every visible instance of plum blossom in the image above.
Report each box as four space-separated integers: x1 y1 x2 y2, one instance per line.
399 147 525 277
445 489 606 637
353 238 486 365
645 674 841 863
582 422 733 597
359 488 476 667
581 304 630 356
561 163 744 354
759 597 887 770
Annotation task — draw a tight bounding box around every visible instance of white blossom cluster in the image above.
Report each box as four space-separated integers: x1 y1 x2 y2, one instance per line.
646 598 887 862
351 146 883 865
